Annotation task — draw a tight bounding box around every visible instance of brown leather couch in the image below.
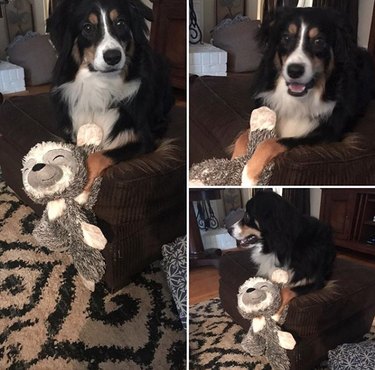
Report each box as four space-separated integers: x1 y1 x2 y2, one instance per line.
190 74 375 185
219 249 375 370
0 94 186 292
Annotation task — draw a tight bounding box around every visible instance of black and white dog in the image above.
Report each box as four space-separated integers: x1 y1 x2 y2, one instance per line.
47 0 173 166
228 191 336 295
237 7 375 185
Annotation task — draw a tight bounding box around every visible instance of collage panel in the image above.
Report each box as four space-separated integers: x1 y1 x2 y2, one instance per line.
0 0 187 369
189 1 375 187
189 187 375 370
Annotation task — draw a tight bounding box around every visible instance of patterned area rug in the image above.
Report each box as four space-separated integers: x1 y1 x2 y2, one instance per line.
189 298 375 370
0 174 186 369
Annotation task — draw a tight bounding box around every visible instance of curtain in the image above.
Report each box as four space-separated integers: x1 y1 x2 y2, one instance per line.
283 189 311 216
313 0 358 39
48 0 59 16
263 0 299 19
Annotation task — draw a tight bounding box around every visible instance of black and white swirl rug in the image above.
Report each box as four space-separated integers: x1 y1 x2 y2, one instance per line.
0 175 186 369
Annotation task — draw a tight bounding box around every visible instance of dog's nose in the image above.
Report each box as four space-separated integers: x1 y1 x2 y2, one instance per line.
32 163 46 172
103 49 122 66
246 288 255 293
287 63 305 79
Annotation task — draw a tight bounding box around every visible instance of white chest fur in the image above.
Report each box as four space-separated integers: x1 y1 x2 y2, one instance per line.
251 244 286 280
258 77 336 138
57 68 141 149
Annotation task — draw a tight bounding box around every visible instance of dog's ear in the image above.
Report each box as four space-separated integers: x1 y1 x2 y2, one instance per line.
47 0 74 54
129 0 153 22
252 192 299 264
257 7 293 52
332 11 356 65
128 0 153 44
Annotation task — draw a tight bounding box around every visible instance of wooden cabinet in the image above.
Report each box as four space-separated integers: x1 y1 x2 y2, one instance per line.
320 189 375 256
150 0 186 90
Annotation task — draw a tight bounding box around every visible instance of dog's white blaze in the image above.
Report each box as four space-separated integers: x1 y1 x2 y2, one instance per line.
57 67 141 149
92 9 126 71
259 77 336 138
282 22 313 85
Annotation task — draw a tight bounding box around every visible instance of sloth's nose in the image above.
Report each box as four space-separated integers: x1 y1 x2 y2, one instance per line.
32 163 46 172
246 288 255 293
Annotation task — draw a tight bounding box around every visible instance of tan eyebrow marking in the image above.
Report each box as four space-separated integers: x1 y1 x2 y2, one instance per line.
110 9 119 21
309 27 319 38
288 23 298 34
88 13 98 25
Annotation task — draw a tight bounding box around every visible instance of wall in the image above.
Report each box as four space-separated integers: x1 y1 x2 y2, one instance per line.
358 0 374 48
0 13 7 59
310 188 322 219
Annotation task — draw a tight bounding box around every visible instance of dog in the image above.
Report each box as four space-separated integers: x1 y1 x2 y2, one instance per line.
47 0 174 197
228 191 336 316
233 7 375 185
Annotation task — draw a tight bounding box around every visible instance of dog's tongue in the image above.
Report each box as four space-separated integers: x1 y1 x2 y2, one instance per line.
288 83 306 93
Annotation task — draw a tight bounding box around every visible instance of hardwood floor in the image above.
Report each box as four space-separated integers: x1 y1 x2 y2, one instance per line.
189 250 375 306
189 266 220 305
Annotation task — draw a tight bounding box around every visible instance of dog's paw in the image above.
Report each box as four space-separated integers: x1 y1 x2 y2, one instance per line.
241 164 258 186
77 123 103 146
271 269 289 284
250 106 277 132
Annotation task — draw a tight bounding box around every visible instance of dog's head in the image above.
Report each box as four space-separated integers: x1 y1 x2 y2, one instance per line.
258 7 356 97
47 0 152 74
228 191 298 248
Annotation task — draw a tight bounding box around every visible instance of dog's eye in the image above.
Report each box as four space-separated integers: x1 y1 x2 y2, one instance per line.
243 212 251 224
314 38 326 48
281 34 291 43
83 23 95 34
115 19 126 28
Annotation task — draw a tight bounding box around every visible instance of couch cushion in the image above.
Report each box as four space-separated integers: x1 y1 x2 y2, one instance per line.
8 34 57 86
212 19 262 73
328 341 375 370
219 249 375 337
161 235 187 329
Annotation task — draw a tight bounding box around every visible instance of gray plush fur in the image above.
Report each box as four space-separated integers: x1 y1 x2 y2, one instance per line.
22 142 105 289
237 277 292 370
189 128 276 186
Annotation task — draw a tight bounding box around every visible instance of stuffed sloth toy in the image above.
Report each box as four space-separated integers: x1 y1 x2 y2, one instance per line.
189 106 277 186
22 134 106 291
237 270 296 370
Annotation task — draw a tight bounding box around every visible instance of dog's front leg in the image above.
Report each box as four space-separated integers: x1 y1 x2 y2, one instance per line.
272 287 297 323
241 139 286 186
75 152 114 205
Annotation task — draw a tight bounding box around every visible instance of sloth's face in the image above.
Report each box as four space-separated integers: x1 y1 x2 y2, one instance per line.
22 145 78 199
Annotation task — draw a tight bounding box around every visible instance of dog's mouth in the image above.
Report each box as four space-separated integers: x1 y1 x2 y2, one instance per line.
286 79 315 97
239 235 260 248
88 64 122 74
